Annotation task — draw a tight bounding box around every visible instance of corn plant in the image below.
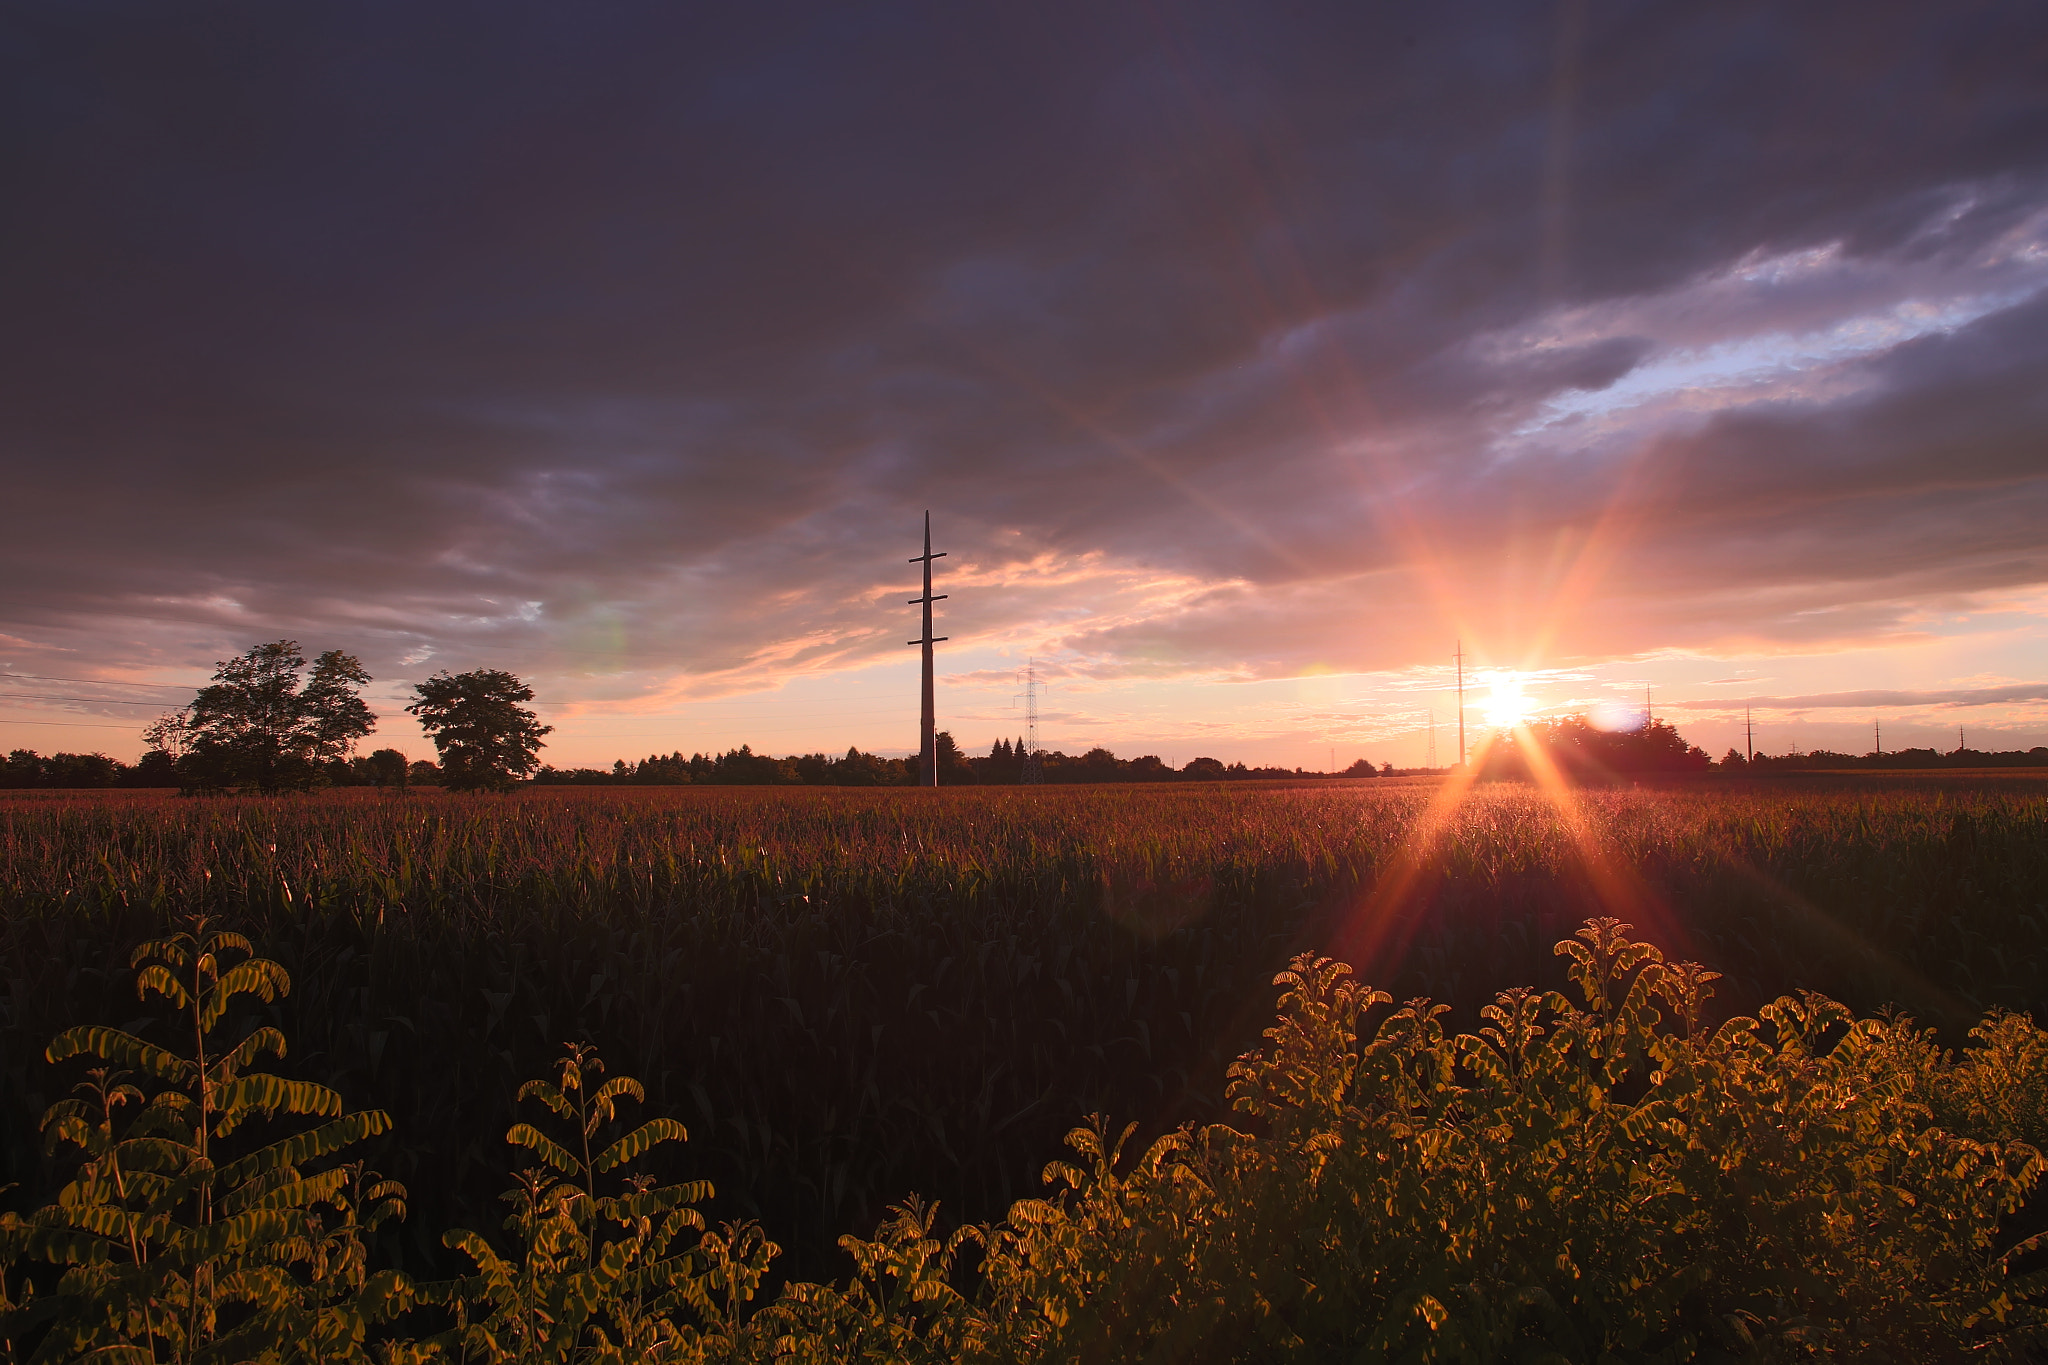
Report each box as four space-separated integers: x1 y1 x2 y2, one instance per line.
23 918 407 1365
0 780 2045 1283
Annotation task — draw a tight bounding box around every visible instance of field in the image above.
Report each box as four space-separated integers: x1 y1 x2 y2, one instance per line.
3 773 2045 1289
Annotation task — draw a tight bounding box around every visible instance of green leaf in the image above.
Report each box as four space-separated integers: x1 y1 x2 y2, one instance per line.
212 1110 391 1189
241 1168 351 1214
201 929 254 960
506 1123 582 1175
131 964 191 1011
197 958 292 1034
218 1026 288 1077
173 1208 313 1267
130 936 190 970
18 1223 117 1267
516 1078 576 1121
593 1118 689 1172
46 1026 192 1083
356 1268 416 1323
211 1073 343 1137
591 1075 646 1109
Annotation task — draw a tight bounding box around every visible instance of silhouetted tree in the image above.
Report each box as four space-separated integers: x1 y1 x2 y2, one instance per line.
934 730 976 785
180 641 375 793
364 747 411 789
1481 716 1711 782
407 671 548 794
128 749 179 786
407 669 550 792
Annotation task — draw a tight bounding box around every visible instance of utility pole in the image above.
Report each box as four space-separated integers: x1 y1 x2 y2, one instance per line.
1454 641 1466 766
906 512 947 787
1645 684 1652 728
1874 718 1881 757
1745 707 1754 764
1018 658 1043 784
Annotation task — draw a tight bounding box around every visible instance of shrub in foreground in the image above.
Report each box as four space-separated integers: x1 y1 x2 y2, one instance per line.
4 917 2047 1363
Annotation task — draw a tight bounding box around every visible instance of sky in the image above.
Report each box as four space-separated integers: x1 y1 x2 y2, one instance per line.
3 1 2047 771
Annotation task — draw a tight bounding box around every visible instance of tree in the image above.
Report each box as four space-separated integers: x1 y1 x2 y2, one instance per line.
934 730 977 785
406 669 551 792
363 748 411 790
181 642 376 793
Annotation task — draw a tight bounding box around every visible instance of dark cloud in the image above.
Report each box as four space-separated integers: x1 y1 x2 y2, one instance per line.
2 0 2047 715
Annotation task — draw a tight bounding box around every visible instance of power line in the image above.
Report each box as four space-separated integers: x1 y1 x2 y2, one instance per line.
0 672 200 691
0 691 184 708
0 717 146 731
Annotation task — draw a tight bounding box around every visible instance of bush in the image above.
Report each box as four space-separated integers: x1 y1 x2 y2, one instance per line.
6 917 2046 1362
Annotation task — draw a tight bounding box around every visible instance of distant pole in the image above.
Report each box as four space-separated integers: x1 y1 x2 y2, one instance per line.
1454 641 1466 766
1020 658 1043 784
1874 718 1881 757
1745 707 1754 763
1960 725 1965 753
1645 684 1652 728
906 512 948 787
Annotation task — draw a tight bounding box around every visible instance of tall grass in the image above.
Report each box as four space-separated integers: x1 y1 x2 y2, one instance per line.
1 777 2044 1277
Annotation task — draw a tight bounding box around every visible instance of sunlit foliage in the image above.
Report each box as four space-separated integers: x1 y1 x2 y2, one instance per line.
2 916 2046 1361
3 920 405 1363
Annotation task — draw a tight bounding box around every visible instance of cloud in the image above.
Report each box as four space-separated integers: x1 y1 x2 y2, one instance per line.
1 1 2046 759
1669 683 2048 712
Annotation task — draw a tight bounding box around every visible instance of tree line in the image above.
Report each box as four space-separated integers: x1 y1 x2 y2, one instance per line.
531 736 1373 788
6 637 2046 791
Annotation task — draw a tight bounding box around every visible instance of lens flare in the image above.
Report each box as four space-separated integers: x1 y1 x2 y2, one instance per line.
1483 672 1530 730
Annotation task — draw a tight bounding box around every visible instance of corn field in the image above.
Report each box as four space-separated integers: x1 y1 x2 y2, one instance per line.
1 776 2045 1287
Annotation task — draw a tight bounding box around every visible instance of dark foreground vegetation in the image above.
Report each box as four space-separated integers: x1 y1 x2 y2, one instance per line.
1 778 2047 1359
8 913 2048 1362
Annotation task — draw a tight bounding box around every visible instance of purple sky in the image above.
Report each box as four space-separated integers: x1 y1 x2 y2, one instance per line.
4 1 2047 769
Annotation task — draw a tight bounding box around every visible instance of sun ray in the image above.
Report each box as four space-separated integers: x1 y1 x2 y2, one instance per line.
1511 720 1673 937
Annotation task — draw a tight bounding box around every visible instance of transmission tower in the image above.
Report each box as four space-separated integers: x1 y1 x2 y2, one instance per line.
906 512 947 787
1018 658 1044 784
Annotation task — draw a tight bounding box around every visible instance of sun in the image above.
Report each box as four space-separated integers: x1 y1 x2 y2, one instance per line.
1483 671 1533 730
